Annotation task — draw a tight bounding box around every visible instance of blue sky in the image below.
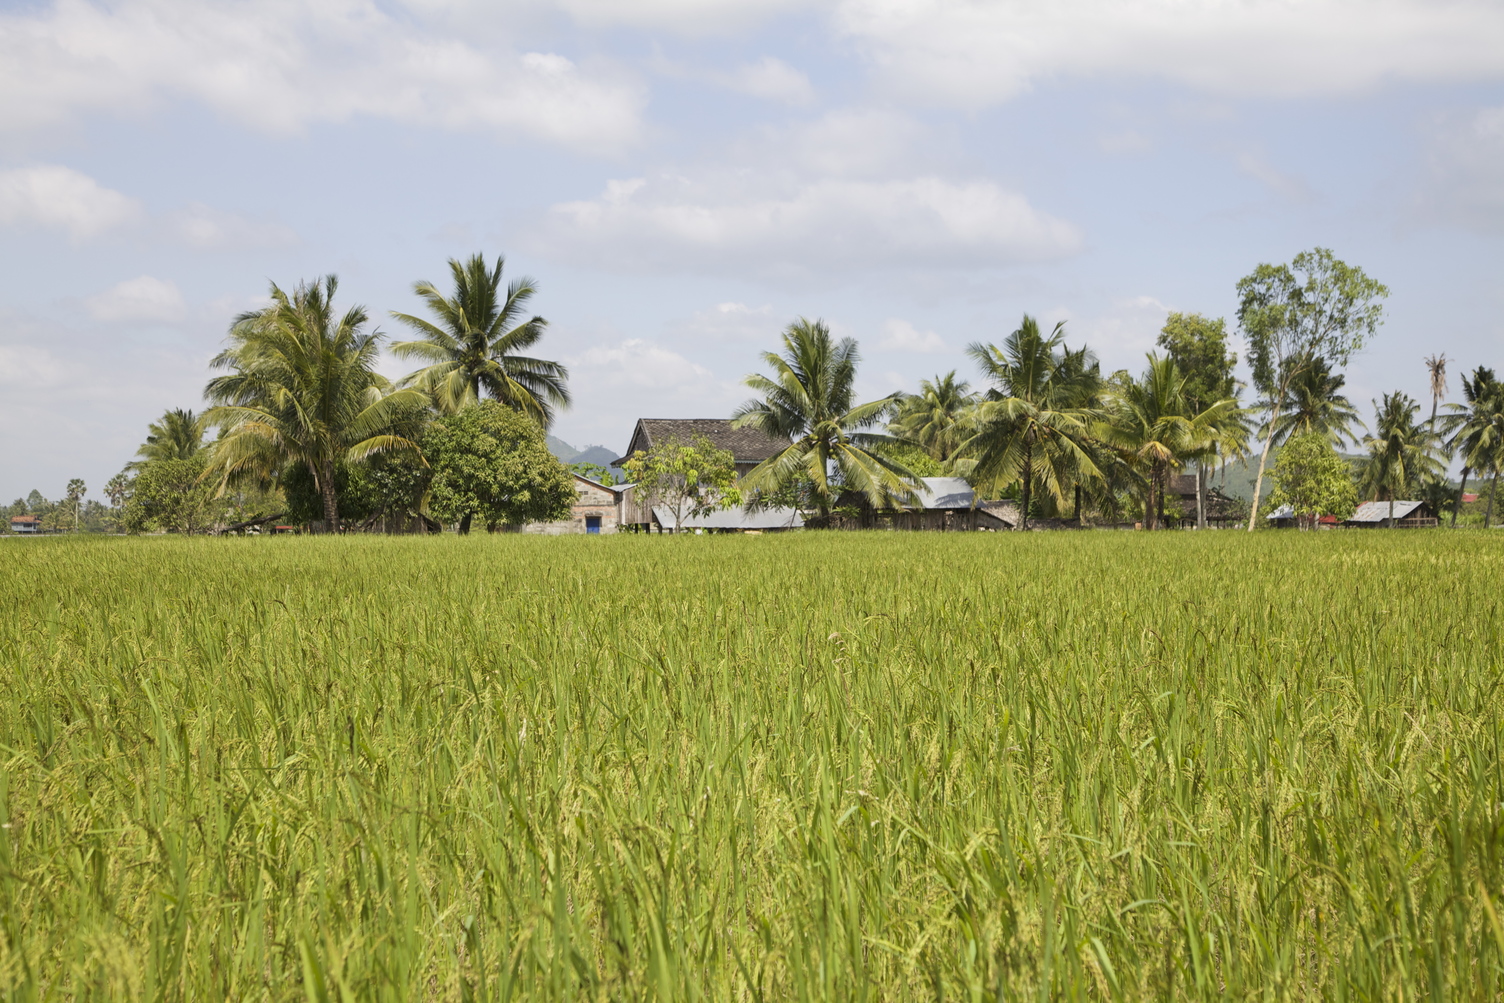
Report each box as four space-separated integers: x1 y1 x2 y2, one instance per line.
2 0 1503 502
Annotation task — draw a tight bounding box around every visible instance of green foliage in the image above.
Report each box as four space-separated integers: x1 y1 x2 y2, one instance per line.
733 318 917 522
132 408 205 467
621 434 742 533
1360 391 1444 519
569 461 618 486
1267 432 1358 526
964 315 1103 529
1270 354 1363 447
423 401 575 532
120 458 223 534
889 371 975 467
1155 311 1238 413
204 274 427 528
3 532 1504 999
390 253 569 425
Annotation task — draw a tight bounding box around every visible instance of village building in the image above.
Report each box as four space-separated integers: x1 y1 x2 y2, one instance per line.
523 473 633 535
1165 473 1244 527
1265 499 1438 529
9 514 41 534
1344 500 1438 528
613 418 787 478
887 478 1016 531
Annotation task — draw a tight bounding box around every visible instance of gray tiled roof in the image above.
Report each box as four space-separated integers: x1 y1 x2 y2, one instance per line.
914 477 975 510
616 418 789 465
651 505 804 530
1348 500 1425 523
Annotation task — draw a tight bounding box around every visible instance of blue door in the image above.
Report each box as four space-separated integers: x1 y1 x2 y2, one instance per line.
585 516 602 535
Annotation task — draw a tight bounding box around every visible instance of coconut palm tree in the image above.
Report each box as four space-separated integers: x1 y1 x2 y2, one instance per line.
204 275 428 531
1360 391 1444 527
1440 367 1504 527
390 253 569 427
961 316 1103 531
1100 354 1242 530
1425 353 1448 426
1267 355 1363 447
890 371 976 467
131 408 206 467
732 318 919 524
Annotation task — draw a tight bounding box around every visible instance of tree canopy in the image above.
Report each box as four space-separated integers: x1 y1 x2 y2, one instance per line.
423 401 576 533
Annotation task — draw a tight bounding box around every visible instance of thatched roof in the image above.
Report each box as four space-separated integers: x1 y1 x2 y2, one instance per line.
615 419 788 466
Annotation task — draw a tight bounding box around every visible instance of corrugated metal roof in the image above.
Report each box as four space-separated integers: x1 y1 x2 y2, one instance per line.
651 505 804 530
914 477 974 510
1348 500 1425 523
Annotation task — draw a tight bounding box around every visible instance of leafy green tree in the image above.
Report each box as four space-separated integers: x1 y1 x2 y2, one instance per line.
1440 367 1504 527
204 275 427 531
121 458 222 534
423 401 576 534
570 462 618 486
1156 312 1238 413
962 316 1103 530
1237 248 1389 531
1360 392 1443 527
25 490 45 513
1268 355 1363 447
890 372 976 468
1101 355 1242 530
132 408 205 467
104 473 130 511
1267 432 1357 529
1156 312 1246 528
65 479 85 531
732 318 918 525
622 434 742 534
391 253 569 426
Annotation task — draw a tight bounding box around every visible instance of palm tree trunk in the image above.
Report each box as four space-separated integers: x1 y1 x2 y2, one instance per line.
316 459 340 533
1452 468 1470 528
458 512 472 535
1247 403 1282 532
1196 464 1206 530
1017 452 1032 531
1073 483 1081 524
1387 495 1395 529
1487 472 1499 529
1156 468 1166 529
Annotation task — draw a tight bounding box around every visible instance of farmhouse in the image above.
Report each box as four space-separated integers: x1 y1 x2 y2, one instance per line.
1165 473 1244 527
888 478 1016 531
523 474 632 535
613 418 786 477
1344 500 1438 528
9 515 40 534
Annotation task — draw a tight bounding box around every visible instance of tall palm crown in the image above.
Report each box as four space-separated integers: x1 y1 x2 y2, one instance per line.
1440 367 1504 526
962 315 1103 530
890 371 976 465
732 318 918 522
390 253 569 427
204 275 427 530
1101 355 1243 529
1361 391 1443 525
1425 353 1448 425
133 408 206 466
1269 355 1363 447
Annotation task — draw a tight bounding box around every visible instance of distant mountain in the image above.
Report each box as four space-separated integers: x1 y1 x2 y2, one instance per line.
571 445 619 466
545 435 579 462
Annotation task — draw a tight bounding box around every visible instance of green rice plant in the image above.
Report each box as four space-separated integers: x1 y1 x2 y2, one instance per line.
0 531 1501 1000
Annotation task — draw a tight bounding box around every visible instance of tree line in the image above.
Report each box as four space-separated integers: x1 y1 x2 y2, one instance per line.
10 246 1503 534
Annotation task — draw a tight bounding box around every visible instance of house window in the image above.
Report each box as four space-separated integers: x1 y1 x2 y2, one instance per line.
585 516 602 535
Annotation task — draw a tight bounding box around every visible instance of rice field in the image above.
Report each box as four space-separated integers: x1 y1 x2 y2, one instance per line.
1 531 1502 1000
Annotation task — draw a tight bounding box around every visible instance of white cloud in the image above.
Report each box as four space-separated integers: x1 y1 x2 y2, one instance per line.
539 173 1081 277
718 57 816 105
835 0 1504 106
163 203 300 249
879 318 946 353
85 276 187 323
1417 105 1504 233
571 337 722 392
0 165 144 239
0 344 66 389
554 0 815 33
0 0 645 153
671 302 780 344
1060 295 1173 374
1234 150 1314 202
